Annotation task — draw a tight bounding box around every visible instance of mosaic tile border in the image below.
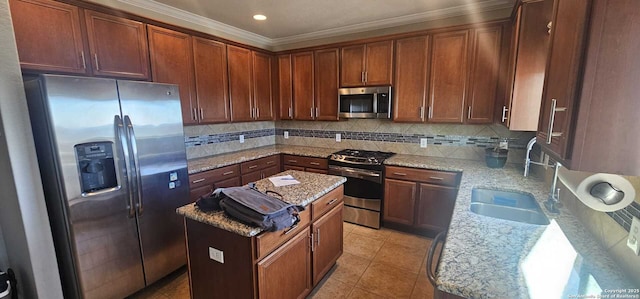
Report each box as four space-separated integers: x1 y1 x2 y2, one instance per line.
607 201 640 232
185 128 275 147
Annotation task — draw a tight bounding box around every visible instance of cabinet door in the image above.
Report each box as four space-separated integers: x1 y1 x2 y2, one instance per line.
189 184 213 202
253 52 274 121
263 165 281 178
84 10 150 79
536 0 590 158
383 179 417 226
340 45 365 87
393 36 430 122
278 55 294 120
292 52 315 120
241 171 263 185
314 48 339 121
192 37 230 124
227 45 254 122
312 203 343 286
257 230 312 299
148 25 196 125
364 40 394 86
415 184 458 231
10 0 88 74
429 30 469 123
466 26 502 124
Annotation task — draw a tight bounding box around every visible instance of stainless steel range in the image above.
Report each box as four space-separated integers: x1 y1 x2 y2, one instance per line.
328 149 395 229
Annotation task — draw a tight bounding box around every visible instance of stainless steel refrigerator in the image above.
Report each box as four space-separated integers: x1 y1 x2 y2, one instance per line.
24 75 190 299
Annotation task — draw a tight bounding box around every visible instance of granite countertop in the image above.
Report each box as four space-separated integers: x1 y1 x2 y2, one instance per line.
385 155 635 299
176 170 346 237
187 145 338 174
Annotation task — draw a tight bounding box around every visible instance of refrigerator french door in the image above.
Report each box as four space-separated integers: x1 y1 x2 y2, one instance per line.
24 75 190 299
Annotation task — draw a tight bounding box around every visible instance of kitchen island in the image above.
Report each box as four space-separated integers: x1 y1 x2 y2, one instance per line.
176 170 346 299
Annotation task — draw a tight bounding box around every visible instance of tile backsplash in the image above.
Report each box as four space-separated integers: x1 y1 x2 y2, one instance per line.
184 119 536 162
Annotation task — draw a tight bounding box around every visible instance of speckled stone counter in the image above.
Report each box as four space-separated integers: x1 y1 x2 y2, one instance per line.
176 170 346 237
385 155 635 299
187 145 338 174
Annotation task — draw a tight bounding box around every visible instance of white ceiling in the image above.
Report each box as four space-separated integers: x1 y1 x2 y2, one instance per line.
116 0 516 49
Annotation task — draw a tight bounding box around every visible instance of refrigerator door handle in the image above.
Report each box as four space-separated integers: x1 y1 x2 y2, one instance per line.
115 115 136 218
124 115 144 216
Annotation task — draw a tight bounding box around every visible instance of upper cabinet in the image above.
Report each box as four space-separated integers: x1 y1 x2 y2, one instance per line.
313 48 339 121
340 41 393 87
292 52 314 120
465 26 503 124
502 0 552 131
252 51 274 121
227 45 254 122
10 0 89 75
192 37 230 124
537 0 640 176
278 55 294 120
147 25 196 125
84 10 150 79
428 30 470 123
393 36 430 122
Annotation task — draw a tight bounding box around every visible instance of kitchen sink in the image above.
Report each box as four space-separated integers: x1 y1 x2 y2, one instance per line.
470 188 550 225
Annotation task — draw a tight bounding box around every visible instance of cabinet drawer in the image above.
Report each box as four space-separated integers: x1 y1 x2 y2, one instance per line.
255 208 311 260
240 155 280 174
311 185 344 221
385 166 459 186
189 164 240 188
283 155 327 170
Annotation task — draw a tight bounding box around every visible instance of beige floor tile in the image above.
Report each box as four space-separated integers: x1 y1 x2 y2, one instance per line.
373 242 427 274
308 276 354 299
386 231 431 250
347 287 386 299
350 226 393 241
343 234 384 260
329 252 372 285
411 272 435 299
343 222 358 233
356 263 418 299
160 273 190 298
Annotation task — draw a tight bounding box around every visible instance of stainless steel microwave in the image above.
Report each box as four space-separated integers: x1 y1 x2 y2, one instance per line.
338 86 392 119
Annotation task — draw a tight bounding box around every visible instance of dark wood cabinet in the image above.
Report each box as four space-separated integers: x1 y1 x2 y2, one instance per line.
393 36 430 122
502 0 553 131
240 155 281 185
257 229 313 299
340 41 393 87
188 164 241 201
292 52 315 120
465 26 502 124
384 166 460 233
84 10 150 79
253 52 274 121
227 45 254 122
278 54 294 120
147 25 196 125
283 155 328 173
311 202 343 285
192 37 230 124
314 48 339 121
10 0 89 75
428 30 470 123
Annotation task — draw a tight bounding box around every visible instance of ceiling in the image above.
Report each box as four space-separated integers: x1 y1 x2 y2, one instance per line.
115 0 516 49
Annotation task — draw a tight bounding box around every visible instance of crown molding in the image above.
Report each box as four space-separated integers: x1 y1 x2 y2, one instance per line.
118 0 513 50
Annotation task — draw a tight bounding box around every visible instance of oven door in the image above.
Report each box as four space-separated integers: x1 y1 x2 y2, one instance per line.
328 165 383 228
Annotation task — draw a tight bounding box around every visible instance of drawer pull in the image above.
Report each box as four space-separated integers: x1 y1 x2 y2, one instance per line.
222 171 234 176
287 160 298 163
284 224 298 235
191 178 205 184
266 161 275 165
429 177 444 181
393 172 407 176
309 162 320 166
326 198 338 206
248 165 258 169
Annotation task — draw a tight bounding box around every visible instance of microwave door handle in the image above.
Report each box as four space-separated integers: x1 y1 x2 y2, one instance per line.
373 92 378 114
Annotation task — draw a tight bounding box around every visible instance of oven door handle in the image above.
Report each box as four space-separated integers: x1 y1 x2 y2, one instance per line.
328 166 381 183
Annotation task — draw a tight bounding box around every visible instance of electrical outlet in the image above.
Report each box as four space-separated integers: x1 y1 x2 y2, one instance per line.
239 135 244 143
420 138 428 148
627 216 640 255
284 131 289 139
209 247 224 263
336 133 341 142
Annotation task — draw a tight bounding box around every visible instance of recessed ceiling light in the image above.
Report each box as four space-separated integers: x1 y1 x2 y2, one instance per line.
253 14 267 21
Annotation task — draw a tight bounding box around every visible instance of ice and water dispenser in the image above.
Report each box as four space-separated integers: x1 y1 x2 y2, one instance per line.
74 142 118 195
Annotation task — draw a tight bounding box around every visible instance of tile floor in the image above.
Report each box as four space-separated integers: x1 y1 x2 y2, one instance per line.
129 222 441 299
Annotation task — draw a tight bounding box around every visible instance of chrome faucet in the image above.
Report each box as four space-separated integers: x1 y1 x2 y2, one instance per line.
544 162 563 214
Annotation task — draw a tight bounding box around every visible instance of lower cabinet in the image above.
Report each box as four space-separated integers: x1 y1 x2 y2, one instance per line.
311 203 343 285
283 155 328 174
383 166 460 232
188 164 241 201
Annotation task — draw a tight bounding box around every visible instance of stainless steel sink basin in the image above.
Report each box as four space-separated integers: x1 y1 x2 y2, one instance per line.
470 188 550 225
